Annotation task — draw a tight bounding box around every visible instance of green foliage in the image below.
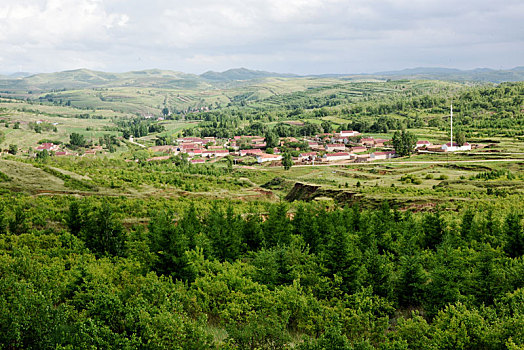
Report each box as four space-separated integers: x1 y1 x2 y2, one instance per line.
78 200 127 257
8 205 29 235
69 132 87 147
38 139 63 145
148 209 193 281
455 129 466 146
34 164 97 191
504 212 524 258
8 144 18 155
392 130 417 157
0 77 522 348
0 195 522 348
36 149 50 162
400 174 422 184
471 169 515 181
118 118 165 138
0 171 10 182
282 152 293 170
265 130 279 148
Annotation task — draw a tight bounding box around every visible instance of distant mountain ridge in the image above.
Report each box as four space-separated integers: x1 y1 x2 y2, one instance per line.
372 66 524 82
1 68 205 91
200 67 297 81
0 66 522 92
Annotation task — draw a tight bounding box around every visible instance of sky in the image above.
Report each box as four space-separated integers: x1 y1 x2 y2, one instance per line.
0 0 523 75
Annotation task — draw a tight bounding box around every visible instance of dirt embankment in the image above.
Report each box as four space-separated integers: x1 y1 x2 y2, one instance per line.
285 182 360 203
284 182 455 211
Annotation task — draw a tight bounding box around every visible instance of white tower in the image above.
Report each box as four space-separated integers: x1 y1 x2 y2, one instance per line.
450 103 453 148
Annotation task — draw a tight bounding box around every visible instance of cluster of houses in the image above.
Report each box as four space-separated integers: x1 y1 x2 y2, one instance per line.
30 129 472 165
161 131 473 165
146 131 400 165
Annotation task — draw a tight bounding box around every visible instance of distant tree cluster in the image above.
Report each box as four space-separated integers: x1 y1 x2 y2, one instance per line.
118 118 165 139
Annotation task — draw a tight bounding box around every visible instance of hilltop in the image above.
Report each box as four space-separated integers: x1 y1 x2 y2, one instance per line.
1 68 206 91
374 66 524 83
201 67 297 81
1 66 523 94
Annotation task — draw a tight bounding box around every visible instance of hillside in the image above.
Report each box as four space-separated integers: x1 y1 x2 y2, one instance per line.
1 66 523 96
374 66 524 83
1 68 207 92
201 67 297 81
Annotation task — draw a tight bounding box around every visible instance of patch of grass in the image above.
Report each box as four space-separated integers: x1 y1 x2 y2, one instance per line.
0 171 10 182
34 164 98 191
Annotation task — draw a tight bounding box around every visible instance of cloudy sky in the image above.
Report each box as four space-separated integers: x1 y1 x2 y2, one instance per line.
0 0 523 75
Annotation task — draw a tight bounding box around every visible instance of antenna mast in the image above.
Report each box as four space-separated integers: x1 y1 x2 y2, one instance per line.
450 103 453 148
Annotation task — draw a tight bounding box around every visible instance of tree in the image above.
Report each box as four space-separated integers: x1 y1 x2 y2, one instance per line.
162 107 169 117
455 130 466 146
133 150 149 164
66 200 83 236
392 130 417 157
148 210 191 279
282 152 293 170
82 201 126 257
8 206 28 235
36 149 50 162
422 207 444 250
69 132 86 147
8 144 17 155
225 155 234 172
396 254 427 307
263 203 293 247
321 121 332 133
504 212 523 258
265 130 279 148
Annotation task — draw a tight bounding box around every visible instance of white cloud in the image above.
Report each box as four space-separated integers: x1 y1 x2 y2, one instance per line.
0 0 522 74
0 0 128 45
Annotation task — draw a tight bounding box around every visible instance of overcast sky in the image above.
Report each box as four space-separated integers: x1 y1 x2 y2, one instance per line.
0 0 523 75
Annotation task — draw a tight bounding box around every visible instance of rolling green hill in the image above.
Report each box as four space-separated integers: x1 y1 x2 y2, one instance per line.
2 66 523 96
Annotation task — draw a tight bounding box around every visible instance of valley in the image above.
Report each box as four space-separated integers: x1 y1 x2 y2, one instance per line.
0 69 523 349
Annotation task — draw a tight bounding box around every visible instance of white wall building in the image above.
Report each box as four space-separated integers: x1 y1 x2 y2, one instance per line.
340 130 360 137
257 154 282 163
323 152 352 161
442 142 471 152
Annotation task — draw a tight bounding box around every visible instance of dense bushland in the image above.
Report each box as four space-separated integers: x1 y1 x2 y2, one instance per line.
0 195 522 349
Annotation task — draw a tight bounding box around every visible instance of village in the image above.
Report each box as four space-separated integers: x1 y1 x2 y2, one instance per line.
141 128 473 166
31 128 474 166
26 103 476 166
